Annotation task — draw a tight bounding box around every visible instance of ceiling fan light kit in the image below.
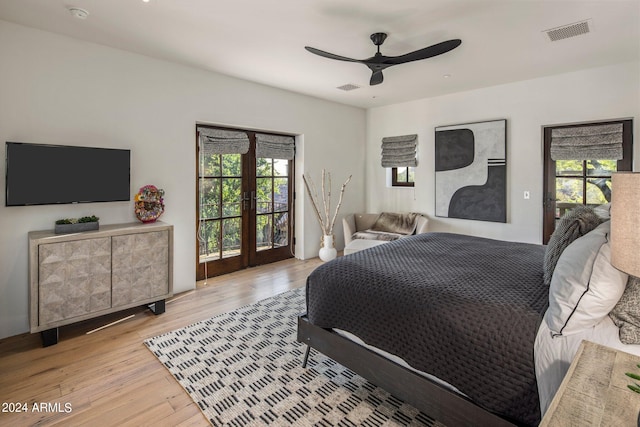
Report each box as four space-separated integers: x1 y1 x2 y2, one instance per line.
305 33 461 86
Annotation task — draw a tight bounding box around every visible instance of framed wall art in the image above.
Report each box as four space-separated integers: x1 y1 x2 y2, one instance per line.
435 119 507 223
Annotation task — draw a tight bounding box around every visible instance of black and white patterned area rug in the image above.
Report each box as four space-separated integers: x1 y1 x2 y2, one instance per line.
144 287 443 426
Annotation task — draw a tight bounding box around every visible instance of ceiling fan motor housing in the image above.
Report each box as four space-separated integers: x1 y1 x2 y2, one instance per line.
370 33 388 46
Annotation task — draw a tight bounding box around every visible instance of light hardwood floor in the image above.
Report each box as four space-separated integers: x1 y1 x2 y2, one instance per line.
0 256 323 426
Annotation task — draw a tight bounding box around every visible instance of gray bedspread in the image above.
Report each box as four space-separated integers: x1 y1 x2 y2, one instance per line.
306 232 548 426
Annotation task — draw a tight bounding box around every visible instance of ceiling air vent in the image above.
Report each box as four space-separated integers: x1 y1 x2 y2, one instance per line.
544 19 591 42
337 84 360 92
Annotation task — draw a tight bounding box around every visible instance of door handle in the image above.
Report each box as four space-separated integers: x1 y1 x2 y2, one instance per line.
241 192 250 211
543 193 558 211
251 191 256 211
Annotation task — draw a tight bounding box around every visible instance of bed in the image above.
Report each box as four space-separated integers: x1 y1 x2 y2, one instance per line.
297 209 640 427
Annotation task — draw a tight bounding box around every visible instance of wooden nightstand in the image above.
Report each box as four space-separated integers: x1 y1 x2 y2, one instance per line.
540 340 640 426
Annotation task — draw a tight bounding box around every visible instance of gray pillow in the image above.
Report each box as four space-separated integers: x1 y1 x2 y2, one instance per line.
543 205 603 286
610 276 640 344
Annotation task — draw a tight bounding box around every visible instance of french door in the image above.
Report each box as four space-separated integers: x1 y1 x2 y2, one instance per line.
542 119 632 244
196 126 294 280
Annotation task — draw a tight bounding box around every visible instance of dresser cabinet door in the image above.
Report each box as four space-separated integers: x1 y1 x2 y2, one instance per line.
111 231 169 306
38 237 112 325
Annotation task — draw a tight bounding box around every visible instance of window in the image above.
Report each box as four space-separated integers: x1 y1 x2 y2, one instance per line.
554 159 616 218
392 167 415 187
542 119 633 243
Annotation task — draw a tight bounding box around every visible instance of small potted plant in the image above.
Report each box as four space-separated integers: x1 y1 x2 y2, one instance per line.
625 366 640 427
54 215 100 234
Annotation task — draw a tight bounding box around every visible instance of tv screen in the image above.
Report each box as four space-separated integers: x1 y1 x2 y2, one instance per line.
5 142 130 206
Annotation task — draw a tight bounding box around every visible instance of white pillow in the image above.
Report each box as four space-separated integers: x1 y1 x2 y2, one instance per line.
545 221 628 336
594 203 611 219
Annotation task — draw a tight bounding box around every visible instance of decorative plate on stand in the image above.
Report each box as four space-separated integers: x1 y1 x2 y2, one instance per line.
135 185 165 223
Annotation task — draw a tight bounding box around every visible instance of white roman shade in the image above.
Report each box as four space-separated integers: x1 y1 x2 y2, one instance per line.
198 127 250 155
550 123 623 160
256 133 295 160
381 134 418 167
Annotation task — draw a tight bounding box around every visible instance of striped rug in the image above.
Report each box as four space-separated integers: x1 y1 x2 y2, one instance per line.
144 287 442 426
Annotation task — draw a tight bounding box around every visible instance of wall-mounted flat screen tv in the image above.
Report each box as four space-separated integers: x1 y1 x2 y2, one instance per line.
5 142 130 206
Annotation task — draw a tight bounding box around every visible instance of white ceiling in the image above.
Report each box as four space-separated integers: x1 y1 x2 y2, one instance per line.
0 0 638 109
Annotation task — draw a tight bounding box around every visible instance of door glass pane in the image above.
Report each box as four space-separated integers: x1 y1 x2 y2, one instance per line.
555 178 583 219
257 158 272 177
274 212 288 248
200 178 220 219
556 160 583 176
556 178 584 204
256 214 272 251
274 159 288 176
201 154 220 177
587 178 612 205
221 217 241 258
255 156 289 253
199 220 220 262
274 178 288 212
221 178 241 217
587 159 616 176
256 178 272 214
222 153 241 176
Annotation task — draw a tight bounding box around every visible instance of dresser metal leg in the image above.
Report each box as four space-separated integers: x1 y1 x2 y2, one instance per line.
149 299 166 315
41 328 59 347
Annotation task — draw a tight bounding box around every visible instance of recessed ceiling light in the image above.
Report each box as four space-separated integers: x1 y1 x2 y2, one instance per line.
68 7 89 19
142 0 150 2
443 74 451 79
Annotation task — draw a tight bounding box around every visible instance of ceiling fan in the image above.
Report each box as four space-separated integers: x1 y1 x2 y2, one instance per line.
305 33 462 86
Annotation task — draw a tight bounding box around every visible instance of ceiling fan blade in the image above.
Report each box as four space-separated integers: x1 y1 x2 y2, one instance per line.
370 70 384 86
304 46 361 63
386 39 462 65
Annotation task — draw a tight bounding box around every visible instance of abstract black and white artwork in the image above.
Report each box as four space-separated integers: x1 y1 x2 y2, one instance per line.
435 119 507 222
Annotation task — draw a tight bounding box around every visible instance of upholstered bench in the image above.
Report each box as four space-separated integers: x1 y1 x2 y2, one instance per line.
342 212 429 255
343 238 389 255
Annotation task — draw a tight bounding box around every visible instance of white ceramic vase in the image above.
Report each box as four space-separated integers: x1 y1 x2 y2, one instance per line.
318 234 337 262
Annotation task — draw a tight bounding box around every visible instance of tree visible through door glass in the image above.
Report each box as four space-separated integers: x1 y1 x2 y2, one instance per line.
256 157 289 252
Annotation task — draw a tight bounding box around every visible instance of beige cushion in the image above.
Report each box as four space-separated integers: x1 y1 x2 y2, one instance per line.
343 239 388 255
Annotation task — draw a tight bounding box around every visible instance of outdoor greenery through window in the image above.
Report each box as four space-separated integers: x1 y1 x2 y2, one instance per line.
196 126 294 280
256 157 289 252
199 153 243 261
198 152 290 263
392 167 415 187
555 159 615 220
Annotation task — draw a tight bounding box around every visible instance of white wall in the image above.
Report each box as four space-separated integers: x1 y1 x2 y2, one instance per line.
2 19 637 341
366 61 640 244
0 21 366 339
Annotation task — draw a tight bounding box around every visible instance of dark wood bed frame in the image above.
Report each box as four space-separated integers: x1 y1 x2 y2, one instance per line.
297 315 518 427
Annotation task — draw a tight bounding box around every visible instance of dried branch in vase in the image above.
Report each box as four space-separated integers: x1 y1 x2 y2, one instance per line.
303 169 352 236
